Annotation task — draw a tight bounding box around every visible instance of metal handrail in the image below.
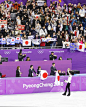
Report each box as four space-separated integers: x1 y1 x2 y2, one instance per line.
0 46 63 50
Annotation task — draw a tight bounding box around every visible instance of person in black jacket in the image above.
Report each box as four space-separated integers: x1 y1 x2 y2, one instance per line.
37 66 41 76
18 49 26 61
16 66 22 77
56 35 63 46
28 65 37 77
50 63 57 76
58 57 62 60
49 52 57 60
26 57 31 61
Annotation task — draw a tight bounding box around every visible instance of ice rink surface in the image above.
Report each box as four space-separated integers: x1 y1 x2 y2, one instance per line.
0 91 86 107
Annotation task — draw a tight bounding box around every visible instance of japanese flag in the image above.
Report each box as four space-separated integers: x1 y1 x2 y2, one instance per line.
16 37 20 41
40 70 48 80
1 38 6 44
6 3 12 10
7 4 9 8
22 39 31 46
2 38 6 41
11 38 15 45
34 15 40 19
54 71 60 86
78 43 85 52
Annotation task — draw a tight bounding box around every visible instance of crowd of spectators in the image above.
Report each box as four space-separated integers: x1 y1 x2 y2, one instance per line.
0 0 86 48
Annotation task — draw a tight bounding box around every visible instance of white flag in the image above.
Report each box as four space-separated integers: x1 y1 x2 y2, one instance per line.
47 38 57 42
54 71 60 86
63 42 70 48
40 70 48 80
28 35 34 40
78 43 85 52
22 39 31 46
32 39 41 45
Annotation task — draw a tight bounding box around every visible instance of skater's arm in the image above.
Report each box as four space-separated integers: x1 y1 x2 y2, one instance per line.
64 75 72 83
64 80 68 83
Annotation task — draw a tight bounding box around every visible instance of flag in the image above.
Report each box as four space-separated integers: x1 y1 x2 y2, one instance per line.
59 0 62 3
70 43 78 51
15 37 21 44
47 38 57 42
75 31 77 36
34 15 40 19
0 20 7 30
1 38 6 45
18 25 25 30
42 38 48 42
10 38 15 45
32 39 41 45
78 43 85 52
40 70 48 80
63 42 70 48
42 38 57 42
7 4 9 8
55 71 60 86
22 39 31 46
6 3 12 10
28 35 34 40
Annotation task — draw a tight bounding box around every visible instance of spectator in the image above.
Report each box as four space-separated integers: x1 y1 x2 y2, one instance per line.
12 1 20 10
0 0 85 48
40 35 46 47
39 26 47 37
79 37 83 44
56 36 63 47
79 7 85 22
46 34 52 46
26 57 31 61
52 32 57 46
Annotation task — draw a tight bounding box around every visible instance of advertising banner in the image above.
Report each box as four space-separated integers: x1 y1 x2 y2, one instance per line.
0 75 85 95
0 79 6 95
6 76 80 94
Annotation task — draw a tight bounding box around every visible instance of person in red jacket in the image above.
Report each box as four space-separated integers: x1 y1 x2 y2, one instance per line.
40 35 46 47
12 1 20 10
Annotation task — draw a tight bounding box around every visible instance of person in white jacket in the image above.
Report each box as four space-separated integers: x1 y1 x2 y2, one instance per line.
35 22 41 34
39 26 47 36
79 7 85 22
62 70 72 96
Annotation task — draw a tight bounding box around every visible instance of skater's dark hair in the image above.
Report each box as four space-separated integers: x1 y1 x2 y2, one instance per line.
30 65 33 68
52 63 55 65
